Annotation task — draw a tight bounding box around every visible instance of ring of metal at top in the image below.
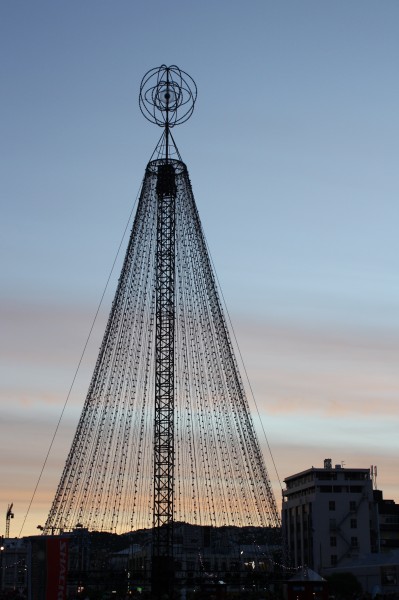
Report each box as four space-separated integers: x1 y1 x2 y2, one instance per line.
139 65 197 127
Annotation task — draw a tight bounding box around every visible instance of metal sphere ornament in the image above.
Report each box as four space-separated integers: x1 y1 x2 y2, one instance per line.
139 65 197 127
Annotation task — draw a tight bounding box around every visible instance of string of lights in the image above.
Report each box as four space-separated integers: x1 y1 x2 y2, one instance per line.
44 154 280 536
43 69 281 594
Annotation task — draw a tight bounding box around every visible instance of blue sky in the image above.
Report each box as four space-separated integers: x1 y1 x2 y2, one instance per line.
1 1 399 536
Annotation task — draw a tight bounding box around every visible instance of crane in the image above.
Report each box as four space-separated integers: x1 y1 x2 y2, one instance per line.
5 504 14 539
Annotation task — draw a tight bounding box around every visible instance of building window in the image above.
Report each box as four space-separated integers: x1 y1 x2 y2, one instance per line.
351 537 358 547
349 500 356 511
329 518 336 531
331 555 337 566
350 518 357 528
382 566 397 585
330 536 337 547
329 500 335 511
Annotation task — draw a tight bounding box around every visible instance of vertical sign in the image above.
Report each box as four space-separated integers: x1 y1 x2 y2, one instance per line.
29 536 69 600
46 537 69 600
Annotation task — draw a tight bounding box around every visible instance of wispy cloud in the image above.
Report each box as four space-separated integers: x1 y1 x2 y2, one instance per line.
1 297 107 367
1 301 398 536
229 314 399 507
233 315 399 418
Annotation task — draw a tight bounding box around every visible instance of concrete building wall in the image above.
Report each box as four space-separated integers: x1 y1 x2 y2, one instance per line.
282 459 376 574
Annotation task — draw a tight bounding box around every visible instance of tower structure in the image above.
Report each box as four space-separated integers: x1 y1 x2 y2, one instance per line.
44 66 280 596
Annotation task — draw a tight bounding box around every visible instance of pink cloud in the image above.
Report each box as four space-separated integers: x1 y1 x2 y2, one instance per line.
0 297 106 367
1 303 398 536
232 315 399 418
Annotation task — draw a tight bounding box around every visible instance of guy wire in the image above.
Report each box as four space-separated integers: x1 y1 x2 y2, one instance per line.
18 180 144 537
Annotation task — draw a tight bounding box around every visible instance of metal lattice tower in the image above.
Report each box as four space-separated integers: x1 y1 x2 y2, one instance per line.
44 65 280 595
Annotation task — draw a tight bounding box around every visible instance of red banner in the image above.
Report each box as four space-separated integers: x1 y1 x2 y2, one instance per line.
45 537 69 600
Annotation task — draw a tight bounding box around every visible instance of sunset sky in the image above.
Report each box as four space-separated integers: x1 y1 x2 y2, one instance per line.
1 1 399 537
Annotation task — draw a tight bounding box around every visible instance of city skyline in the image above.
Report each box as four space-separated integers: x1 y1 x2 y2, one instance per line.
1 1 398 537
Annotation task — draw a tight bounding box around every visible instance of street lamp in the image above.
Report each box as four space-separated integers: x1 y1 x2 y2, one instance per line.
0 538 5 592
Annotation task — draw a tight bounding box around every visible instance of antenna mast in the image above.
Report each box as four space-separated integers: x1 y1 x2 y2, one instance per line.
139 65 197 598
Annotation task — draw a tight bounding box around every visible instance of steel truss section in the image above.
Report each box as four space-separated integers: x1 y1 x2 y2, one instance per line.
153 162 177 586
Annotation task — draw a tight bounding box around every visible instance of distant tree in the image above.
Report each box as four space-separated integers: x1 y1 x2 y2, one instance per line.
326 571 362 598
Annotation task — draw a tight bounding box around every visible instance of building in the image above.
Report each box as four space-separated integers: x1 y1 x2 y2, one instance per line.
284 567 328 600
323 550 399 596
374 489 399 551
0 537 28 594
282 458 378 573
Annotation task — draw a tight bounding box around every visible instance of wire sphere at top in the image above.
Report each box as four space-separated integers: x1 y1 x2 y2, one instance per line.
139 65 197 128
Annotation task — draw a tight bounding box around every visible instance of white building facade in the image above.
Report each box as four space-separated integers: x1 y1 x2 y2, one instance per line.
282 459 378 574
